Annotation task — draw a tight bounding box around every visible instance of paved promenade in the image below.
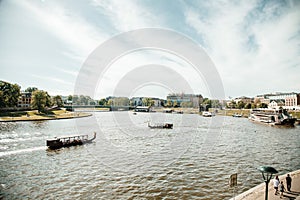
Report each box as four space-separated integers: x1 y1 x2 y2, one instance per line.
231 169 300 200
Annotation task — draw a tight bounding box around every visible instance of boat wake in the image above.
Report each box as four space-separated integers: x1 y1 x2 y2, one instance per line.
0 146 47 157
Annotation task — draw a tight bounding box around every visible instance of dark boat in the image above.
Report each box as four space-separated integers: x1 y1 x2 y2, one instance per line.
148 122 173 129
46 132 96 150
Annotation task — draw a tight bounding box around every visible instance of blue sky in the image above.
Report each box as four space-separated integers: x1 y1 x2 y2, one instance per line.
0 0 299 99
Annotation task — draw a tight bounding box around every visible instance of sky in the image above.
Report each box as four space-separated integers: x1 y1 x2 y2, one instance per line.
0 0 299 100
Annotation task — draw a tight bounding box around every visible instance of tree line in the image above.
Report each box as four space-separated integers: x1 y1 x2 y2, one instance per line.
0 80 63 113
226 99 268 109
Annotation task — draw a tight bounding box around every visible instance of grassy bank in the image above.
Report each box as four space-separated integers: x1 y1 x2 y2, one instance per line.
211 108 300 119
213 109 250 118
0 109 92 122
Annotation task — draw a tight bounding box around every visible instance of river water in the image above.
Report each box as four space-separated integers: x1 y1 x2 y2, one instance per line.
0 112 299 199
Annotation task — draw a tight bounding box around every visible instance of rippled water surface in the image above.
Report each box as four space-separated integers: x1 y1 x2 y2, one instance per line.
0 112 299 199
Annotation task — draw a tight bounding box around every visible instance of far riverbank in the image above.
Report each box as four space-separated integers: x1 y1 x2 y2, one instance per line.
0 109 92 122
152 107 300 119
213 108 300 119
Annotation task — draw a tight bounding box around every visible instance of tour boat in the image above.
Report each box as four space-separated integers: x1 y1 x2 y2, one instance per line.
248 109 296 126
148 122 173 129
46 132 96 150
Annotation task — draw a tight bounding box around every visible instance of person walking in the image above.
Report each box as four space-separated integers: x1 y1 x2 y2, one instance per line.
273 175 280 195
279 181 285 198
286 174 292 192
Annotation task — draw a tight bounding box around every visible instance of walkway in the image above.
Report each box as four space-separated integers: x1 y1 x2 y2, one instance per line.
231 169 300 200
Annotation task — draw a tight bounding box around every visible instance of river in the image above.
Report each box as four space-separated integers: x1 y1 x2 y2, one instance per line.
0 112 299 199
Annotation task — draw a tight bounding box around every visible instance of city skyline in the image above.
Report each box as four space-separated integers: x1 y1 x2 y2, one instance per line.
1 0 300 99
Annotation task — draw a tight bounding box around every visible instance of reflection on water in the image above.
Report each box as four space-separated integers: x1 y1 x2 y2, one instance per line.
0 112 299 200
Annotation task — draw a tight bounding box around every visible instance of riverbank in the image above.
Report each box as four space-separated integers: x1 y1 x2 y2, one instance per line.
211 108 300 119
0 110 92 122
231 169 300 200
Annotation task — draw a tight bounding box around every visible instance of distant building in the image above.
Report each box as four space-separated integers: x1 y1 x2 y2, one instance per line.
285 93 300 107
151 97 163 107
254 95 270 105
131 97 143 107
166 93 203 107
17 92 32 108
130 97 164 107
255 92 300 110
268 100 285 109
234 96 252 104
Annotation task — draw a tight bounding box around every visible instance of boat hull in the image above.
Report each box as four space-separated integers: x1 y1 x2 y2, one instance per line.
46 133 96 150
148 123 173 129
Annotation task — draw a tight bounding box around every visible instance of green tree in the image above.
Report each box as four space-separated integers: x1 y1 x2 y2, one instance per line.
166 99 173 107
99 98 107 106
52 95 63 107
258 103 268 108
31 90 52 113
251 103 257 109
226 100 236 109
107 99 113 106
0 80 21 108
142 98 154 106
237 101 245 109
67 95 73 101
0 90 4 108
203 98 212 110
244 103 252 109
25 87 38 93
173 101 178 107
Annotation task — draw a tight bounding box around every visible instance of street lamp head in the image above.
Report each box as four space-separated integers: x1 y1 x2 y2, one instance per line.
258 166 278 182
258 166 278 174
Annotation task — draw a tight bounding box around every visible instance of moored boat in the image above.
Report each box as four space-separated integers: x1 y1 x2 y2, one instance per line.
202 111 213 117
249 109 296 126
232 113 242 117
46 132 96 150
148 122 173 129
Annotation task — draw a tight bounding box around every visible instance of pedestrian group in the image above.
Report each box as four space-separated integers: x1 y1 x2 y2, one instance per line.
273 174 292 199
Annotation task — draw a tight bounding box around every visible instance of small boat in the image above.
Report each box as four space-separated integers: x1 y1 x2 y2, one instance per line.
174 111 183 114
232 113 242 117
46 132 96 150
249 109 296 126
202 111 213 117
148 122 173 129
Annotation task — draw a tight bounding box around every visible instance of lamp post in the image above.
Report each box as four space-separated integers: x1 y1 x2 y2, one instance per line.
258 166 278 200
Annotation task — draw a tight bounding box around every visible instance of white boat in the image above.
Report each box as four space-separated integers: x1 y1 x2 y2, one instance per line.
248 109 296 126
202 111 213 117
232 113 242 117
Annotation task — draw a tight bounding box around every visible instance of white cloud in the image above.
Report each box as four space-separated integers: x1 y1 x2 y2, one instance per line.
17 1 107 59
92 0 163 32
184 1 300 97
31 74 73 86
94 50 209 99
